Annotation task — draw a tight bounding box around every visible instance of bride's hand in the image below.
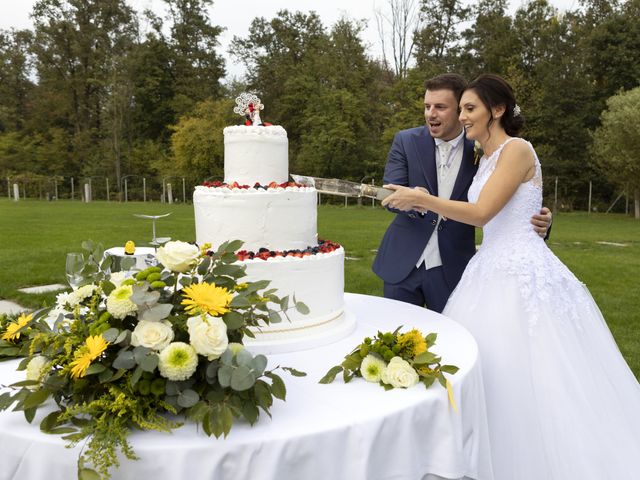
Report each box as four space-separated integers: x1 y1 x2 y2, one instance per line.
382 184 427 212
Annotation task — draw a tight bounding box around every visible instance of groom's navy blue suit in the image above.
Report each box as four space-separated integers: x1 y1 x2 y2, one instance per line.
372 126 478 312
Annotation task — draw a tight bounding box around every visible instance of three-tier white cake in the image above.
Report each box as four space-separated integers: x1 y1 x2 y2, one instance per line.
193 124 355 353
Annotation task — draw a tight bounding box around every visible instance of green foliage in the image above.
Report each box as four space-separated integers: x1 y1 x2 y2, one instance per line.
170 98 237 184
591 87 640 197
0 237 305 479
320 328 458 392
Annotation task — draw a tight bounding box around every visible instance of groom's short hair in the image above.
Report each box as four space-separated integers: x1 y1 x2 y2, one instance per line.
424 74 467 102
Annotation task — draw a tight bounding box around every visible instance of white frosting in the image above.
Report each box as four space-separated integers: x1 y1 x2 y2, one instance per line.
241 247 345 327
193 186 318 252
223 126 288 185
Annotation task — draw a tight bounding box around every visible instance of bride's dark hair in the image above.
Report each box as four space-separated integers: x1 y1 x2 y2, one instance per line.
464 74 524 136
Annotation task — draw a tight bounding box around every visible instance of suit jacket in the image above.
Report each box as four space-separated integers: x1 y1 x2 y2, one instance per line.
372 126 478 288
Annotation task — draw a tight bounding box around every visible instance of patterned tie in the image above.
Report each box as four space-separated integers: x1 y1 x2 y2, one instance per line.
438 142 453 182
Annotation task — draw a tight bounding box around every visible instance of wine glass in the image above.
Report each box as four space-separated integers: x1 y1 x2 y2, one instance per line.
65 252 84 289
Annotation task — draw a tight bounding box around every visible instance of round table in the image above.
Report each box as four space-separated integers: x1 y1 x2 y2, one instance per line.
0 294 493 480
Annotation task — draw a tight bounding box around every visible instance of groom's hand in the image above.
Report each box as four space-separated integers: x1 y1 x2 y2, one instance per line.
531 207 552 238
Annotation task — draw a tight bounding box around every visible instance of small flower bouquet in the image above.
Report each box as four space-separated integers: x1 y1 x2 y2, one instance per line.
320 328 459 407
0 239 306 479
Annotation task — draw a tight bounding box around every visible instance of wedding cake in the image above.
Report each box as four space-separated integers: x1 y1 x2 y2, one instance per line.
193 94 355 353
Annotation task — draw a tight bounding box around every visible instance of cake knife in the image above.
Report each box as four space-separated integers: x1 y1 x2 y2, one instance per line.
290 174 393 201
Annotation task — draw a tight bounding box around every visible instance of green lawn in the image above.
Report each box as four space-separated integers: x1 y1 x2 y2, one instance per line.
1 199 638 377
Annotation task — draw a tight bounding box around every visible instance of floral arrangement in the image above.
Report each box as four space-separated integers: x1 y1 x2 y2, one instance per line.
202 180 306 190
0 239 306 479
320 328 459 408
235 239 342 261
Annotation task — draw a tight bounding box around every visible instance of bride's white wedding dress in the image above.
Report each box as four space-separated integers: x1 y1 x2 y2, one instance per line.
443 138 640 480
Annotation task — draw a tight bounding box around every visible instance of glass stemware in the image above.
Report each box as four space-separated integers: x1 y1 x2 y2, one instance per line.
65 252 85 289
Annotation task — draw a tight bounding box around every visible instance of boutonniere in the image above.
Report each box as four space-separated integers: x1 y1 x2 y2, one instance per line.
473 141 483 165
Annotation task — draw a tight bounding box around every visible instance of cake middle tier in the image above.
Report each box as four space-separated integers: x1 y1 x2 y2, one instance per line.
193 185 318 251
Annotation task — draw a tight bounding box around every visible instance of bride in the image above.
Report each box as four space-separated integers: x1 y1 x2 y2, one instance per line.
382 74 640 479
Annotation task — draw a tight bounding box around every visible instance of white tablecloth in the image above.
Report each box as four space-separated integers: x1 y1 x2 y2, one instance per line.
0 293 493 480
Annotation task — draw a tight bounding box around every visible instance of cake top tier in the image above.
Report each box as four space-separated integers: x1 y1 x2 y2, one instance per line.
223 125 287 138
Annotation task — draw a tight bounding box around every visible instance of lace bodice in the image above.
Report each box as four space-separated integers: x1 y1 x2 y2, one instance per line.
455 138 589 332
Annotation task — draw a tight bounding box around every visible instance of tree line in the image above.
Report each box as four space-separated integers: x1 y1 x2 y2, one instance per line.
0 0 638 212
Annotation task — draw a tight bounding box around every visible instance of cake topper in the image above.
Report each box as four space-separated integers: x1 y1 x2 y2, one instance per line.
233 92 264 126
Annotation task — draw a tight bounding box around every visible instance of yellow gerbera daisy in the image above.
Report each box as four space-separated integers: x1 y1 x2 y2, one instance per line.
396 329 427 357
181 282 233 317
69 335 109 379
2 313 33 341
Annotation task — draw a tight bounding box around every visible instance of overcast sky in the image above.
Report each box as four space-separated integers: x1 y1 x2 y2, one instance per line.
0 0 579 80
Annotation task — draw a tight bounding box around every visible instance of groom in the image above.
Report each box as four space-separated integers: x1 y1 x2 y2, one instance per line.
372 73 551 312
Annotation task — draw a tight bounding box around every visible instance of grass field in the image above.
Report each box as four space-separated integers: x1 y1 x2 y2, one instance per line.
1 198 638 378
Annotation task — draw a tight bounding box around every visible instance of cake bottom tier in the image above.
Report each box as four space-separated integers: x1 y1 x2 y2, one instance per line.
241 247 355 354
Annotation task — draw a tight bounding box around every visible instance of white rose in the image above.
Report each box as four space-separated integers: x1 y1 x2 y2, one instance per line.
156 241 200 273
380 356 419 389
131 320 175 351
187 314 228 360
26 356 49 382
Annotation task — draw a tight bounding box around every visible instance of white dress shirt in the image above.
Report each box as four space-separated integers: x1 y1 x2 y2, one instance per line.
416 130 465 270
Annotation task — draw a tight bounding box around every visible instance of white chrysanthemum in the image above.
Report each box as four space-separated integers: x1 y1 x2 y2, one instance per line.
360 354 387 383
26 356 49 382
187 314 228 360
55 291 72 307
381 356 419 389
108 271 128 288
158 342 199 381
131 320 174 351
106 285 138 320
67 284 97 307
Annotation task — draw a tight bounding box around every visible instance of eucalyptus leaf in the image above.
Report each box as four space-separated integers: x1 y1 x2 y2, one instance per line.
101 280 115 296
140 304 173 322
268 311 282 324
120 256 136 271
177 389 200 408
279 295 290 311
295 302 310 315
244 280 270 294
206 362 219 384
140 354 159 372
115 329 130 345
251 355 268 376
231 366 256 391
218 365 233 388
112 351 136 370
133 346 151 364
131 365 143 386
235 349 254 368
98 369 114 383
165 381 180 396
102 328 119 343
179 276 192 287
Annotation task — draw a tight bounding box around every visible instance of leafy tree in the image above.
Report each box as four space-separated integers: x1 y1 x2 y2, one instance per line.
0 29 34 133
164 0 226 115
591 87 640 219
169 98 236 186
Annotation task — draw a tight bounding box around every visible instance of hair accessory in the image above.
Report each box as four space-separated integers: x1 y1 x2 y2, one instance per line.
513 104 521 117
